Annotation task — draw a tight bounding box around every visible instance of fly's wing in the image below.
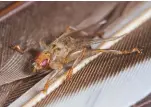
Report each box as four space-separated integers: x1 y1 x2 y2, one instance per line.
57 19 127 47
59 25 127 46
57 20 107 41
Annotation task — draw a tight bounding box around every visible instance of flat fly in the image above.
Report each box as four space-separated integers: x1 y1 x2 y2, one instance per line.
10 20 141 93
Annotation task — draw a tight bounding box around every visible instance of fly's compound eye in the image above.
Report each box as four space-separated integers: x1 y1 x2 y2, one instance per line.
40 59 49 67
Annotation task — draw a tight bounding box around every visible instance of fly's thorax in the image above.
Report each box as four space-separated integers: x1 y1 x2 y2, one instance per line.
49 41 71 59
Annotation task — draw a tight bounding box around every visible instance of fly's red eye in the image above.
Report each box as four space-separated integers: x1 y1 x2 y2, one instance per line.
41 59 48 67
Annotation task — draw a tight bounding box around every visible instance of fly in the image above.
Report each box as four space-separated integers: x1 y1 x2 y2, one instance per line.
10 20 141 93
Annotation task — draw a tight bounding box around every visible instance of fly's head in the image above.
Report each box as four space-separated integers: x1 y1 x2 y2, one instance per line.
32 51 51 72
32 41 69 72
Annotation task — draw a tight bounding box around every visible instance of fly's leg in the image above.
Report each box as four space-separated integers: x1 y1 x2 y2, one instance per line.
65 26 88 36
43 62 63 93
93 48 141 54
65 47 141 65
65 26 77 33
82 48 141 58
10 43 36 54
65 48 86 80
43 70 59 94
43 76 57 94
10 44 25 54
59 26 77 36
10 38 48 54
